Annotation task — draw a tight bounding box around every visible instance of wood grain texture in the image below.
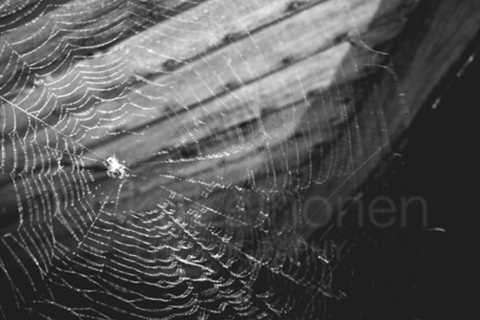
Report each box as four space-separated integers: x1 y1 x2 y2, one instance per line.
0 1 478 318
0 0 412 217
0 0 478 269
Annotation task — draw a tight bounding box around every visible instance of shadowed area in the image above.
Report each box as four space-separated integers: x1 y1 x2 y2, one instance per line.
0 0 478 319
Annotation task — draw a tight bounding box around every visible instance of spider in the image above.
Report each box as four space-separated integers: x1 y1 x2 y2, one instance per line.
105 155 130 179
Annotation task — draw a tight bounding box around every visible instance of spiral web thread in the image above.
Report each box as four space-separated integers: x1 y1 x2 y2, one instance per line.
0 0 407 318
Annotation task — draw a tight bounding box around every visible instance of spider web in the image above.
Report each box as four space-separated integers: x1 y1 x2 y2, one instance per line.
0 0 410 319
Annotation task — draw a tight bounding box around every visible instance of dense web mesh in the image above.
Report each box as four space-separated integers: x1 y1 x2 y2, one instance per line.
0 0 413 319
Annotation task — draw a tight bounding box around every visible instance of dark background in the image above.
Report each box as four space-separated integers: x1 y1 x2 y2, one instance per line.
328 46 478 320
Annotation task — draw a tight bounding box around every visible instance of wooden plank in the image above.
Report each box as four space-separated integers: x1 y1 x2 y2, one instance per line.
0 4 408 224
0 1 478 318
0 0 478 262
0 0 410 176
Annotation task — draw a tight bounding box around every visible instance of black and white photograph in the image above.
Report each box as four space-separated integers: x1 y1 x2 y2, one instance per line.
0 0 475 319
